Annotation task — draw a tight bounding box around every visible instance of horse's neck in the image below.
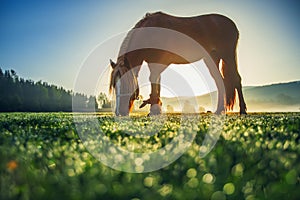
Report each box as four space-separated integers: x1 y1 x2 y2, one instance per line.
131 63 142 77
115 56 141 78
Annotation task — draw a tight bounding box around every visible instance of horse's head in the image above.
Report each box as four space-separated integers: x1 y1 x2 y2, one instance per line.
109 57 139 116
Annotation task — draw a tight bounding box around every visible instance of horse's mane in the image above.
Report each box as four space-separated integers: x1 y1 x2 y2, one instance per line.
111 13 159 96
118 12 163 60
110 12 154 93
133 12 155 28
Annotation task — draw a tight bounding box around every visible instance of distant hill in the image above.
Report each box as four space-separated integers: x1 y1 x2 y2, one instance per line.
242 81 300 112
161 81 300 112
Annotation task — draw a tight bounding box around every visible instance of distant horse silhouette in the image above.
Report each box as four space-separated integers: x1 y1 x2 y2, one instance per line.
109 12 247 116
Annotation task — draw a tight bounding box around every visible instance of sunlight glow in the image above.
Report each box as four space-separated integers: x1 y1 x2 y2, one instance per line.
135 60 217 98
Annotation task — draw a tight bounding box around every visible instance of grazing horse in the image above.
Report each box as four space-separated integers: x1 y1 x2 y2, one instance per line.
109 12 247 116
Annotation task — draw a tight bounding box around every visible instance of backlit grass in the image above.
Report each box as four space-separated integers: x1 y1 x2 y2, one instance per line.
0 113 299 199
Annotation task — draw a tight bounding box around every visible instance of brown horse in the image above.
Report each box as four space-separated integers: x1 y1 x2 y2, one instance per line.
109 12 247 116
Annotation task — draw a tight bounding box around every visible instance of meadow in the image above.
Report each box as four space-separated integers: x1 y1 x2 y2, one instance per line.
0 112 299 200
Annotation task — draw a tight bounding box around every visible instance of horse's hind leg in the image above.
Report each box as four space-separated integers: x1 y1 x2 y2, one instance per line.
206 50 225 114
236 74 247 114
222 52 247 114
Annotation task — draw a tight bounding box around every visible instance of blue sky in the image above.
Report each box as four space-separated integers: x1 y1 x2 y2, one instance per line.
1 0 300 96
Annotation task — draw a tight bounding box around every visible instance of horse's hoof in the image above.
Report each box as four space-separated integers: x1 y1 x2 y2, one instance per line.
214 109 224 115
149 104 162 116
240 111 247 115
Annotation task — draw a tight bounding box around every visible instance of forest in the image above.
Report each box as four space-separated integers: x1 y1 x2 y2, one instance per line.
0 69 98 112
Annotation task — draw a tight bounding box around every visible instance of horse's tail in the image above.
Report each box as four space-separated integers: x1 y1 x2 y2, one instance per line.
221 48 238 111
222 64 236 111
219 22 239 111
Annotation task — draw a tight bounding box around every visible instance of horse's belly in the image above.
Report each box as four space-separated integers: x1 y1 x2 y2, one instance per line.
141 49 204 65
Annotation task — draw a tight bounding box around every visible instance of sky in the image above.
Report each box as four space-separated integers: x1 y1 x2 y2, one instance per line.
1 0 300 97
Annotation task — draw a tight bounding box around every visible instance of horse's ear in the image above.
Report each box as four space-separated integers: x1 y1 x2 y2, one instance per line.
110 59 116 68
124 57 130 69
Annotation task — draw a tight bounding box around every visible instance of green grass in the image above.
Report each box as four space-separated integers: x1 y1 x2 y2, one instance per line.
0 112 299 200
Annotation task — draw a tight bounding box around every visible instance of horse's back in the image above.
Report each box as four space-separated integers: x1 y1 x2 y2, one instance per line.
134 12 239 46
122 12 239 66
134 12 237 31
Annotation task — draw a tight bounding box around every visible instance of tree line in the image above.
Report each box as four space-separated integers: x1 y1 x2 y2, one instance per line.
0 69 98 112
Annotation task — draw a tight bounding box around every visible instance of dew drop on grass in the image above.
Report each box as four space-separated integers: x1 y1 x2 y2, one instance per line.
211 191 226 200
48 162 56 169
231 163 244 177
283 141 290 150
144 176 154 187
202 173 214 184
135 165 144 173
187 177 199 188
186 168 197 178
158 184 173 197
67 169 75 177
223 182 235 195
65 157 73 166
115 154 124 163
134 157 144 166
285 169 298 185
199 146 208 154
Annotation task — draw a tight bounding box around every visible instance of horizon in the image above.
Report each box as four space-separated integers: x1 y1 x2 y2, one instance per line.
1 0 300 99
1 67 299 113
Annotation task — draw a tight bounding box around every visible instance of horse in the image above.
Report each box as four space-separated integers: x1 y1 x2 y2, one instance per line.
109 12 247 116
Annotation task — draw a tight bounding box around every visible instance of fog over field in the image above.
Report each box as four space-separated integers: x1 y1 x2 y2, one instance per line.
159 81 300 113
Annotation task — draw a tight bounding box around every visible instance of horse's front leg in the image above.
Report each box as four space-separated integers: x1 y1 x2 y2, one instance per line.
139 64 165 115
149 79 162 115
148 64 165 115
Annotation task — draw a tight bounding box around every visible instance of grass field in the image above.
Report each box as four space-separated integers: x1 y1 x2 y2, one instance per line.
0 112 299 200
